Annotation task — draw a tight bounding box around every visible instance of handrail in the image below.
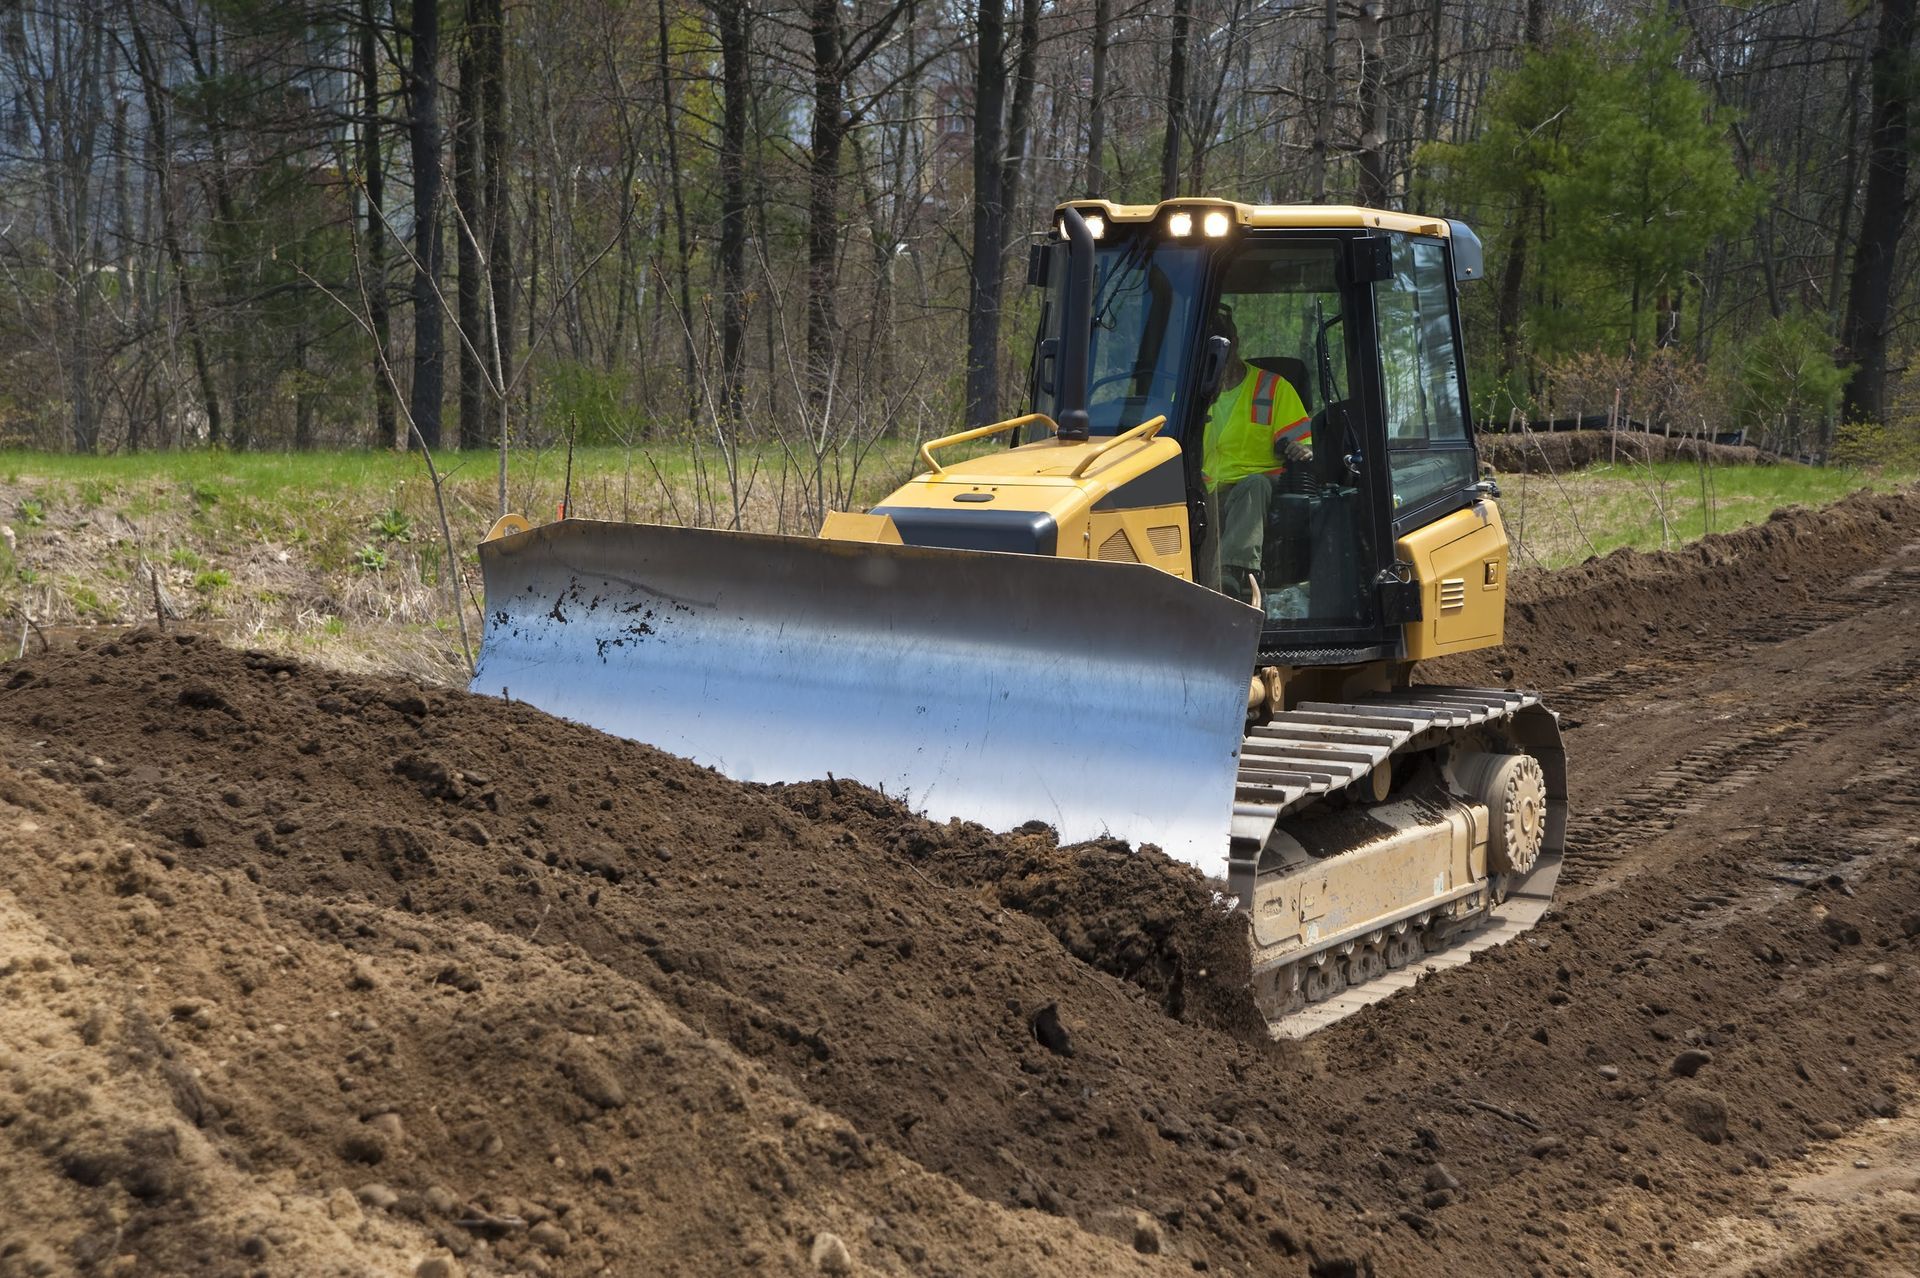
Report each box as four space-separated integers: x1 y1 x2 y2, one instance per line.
1067 415 1167 479
919 412 1057 474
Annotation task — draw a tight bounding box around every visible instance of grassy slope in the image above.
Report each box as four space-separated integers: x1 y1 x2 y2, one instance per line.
0 444 1911 678
1497 459 1918 569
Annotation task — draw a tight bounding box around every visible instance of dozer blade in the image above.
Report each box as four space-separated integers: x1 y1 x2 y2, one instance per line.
473 519 1263 874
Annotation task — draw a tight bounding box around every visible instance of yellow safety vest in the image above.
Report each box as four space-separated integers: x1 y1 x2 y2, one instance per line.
1202 366 1312 489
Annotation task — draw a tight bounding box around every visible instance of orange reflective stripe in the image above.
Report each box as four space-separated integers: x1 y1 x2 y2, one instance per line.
1251 372 1277 427
1272 414 1312 446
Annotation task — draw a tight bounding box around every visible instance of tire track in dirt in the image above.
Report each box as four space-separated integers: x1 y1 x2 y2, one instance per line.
1545 540 1920 897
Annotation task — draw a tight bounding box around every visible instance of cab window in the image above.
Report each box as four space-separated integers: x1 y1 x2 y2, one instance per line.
1376 236 1473 514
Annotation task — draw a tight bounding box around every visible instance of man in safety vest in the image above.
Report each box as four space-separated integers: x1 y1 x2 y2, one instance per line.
1201 308 1314 603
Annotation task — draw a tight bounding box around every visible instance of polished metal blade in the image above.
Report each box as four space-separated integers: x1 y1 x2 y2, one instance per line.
473 519 1261 877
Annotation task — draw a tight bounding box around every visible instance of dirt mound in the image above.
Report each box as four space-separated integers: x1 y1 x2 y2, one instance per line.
1480 429 1766 474
1 760 1205 1278
1431 486 1920 689
0 632 1394 1275
771 781 1267 1039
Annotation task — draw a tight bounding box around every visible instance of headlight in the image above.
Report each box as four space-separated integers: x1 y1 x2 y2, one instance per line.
1202 209 1232 237
1057 212 1106 240
1166 210 1194 237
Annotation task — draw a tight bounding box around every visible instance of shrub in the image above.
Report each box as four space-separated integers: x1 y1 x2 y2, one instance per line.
370 508 414 542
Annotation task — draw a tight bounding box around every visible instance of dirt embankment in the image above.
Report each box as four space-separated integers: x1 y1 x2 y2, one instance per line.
1 485 1918 1277
1430 486 1920 689
1479 430 1766 475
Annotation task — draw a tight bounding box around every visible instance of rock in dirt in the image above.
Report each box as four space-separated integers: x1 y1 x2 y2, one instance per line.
528 1221 570 1256
338 1124 388 1165
1670 1048 1713 1078
326 1186 361 1223
355 1182 398 1210
415 1258 464 1278
1666 1084 1730 1144
1598 1064 1620 1081
809 1231 853 1273
560 1047 627 1109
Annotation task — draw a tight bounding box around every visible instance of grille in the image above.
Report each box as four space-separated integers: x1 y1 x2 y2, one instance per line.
1439 578 1467 611
1146 524 1182 556
1097 530 1138 562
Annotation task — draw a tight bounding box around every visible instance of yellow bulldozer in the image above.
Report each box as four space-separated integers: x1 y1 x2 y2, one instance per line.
473 199 1567 1035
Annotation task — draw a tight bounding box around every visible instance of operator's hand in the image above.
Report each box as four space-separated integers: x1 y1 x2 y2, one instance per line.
1282 440 1314 467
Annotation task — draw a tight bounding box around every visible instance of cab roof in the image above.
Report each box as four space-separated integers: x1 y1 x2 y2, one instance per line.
1057 198 1453 237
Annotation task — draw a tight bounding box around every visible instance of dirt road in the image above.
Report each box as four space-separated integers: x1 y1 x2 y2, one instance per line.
0 489 1916 1277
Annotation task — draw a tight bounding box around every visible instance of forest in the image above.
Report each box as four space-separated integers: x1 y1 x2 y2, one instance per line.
2 0 1917 466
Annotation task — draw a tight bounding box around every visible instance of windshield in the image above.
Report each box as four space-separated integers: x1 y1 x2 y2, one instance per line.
1032 240 1207 436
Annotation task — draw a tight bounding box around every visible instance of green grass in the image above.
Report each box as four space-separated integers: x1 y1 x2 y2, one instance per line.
0 438 951 547
2 442 1911 684
1499 459 1919 569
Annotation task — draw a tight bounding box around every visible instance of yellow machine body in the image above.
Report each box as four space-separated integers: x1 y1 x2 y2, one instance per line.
832 417 1514 675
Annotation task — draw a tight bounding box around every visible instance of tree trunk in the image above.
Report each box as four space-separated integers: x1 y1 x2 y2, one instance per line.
715 0 751 421
1840 0 1914 427
125 3 223 450
1421 0 1443 144
806 0 845 414
407 0 445 450
964 0 1007 426
1001 0 1041 224
656 0 698 429
1355 0 1388 207
455 0 484 450
1160 0 1190 200
480 0 511 438
359 0 396 447
1086 0 1109 195
1312 0 1338 201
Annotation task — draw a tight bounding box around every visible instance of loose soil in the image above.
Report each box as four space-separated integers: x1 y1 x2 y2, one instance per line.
2 487 1918 1277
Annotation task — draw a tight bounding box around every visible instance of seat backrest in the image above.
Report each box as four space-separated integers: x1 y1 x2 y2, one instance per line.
1247 356 1313 415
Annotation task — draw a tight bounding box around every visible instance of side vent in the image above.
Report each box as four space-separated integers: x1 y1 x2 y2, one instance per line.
1097 529 1139 562
1439 577 1467 612
1146 524 1182 556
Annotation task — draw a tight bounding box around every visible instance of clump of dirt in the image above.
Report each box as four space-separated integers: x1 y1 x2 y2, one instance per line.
1480 429 1767 474
770 781 1267 1038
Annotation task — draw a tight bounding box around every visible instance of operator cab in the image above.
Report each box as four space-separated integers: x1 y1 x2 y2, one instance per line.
1026 201 1485 665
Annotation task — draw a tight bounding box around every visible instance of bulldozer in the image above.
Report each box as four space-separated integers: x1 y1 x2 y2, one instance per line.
473 199 1567 1035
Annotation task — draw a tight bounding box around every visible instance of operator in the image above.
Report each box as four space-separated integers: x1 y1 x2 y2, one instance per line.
1200 306 1314 603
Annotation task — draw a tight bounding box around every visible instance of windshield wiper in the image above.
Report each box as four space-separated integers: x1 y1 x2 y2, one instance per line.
1092 237 1152 331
